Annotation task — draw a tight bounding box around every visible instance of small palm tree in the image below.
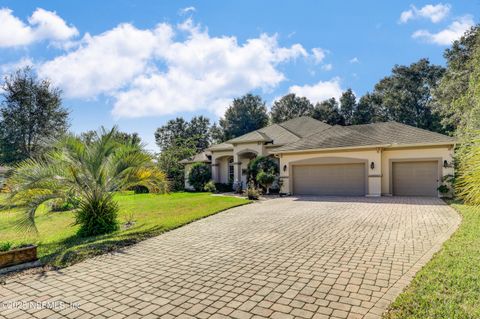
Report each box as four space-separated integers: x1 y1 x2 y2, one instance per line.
7 127 169 236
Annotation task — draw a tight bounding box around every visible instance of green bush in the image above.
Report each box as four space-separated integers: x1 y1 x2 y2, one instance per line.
215 183 233 192
248 156 279 185
188 163 211 191
256 169 276 194
0 242 12 252
204 180 217 192
75 193 119 237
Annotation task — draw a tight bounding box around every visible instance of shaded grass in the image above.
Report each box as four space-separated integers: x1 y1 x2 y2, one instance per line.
384 201 480 319
0 192 250 267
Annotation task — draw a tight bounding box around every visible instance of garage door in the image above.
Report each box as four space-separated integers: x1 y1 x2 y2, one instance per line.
293 163 366 196
392 161 438 196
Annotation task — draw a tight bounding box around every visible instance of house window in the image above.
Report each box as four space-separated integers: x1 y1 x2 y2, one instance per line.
228 158 234 183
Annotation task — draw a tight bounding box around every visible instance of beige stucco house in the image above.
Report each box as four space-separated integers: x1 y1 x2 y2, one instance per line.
181 117 455 197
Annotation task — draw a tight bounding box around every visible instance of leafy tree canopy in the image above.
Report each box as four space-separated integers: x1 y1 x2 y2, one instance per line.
0 67 69 164
270 93 314 123
219 93 269 141
154 116 211 152
372 58 445 132
339 89 357 126
312 98 345 125
433 25 480 133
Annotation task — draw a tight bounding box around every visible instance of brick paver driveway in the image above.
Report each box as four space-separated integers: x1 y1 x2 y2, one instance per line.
0 197 459 319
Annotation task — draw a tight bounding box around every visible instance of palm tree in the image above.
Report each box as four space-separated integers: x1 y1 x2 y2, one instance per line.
7 127 169 236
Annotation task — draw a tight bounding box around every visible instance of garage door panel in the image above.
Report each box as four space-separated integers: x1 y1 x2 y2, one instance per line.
293 163 365 196
392 161 438 197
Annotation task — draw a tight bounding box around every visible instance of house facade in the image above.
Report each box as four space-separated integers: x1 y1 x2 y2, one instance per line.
182 117 455 197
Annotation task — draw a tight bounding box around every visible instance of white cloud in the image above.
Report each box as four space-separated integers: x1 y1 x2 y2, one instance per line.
311 47 327 64
288 78 343 104
179 6 196 15
400 3 451 23
349 57 359 63
39 23 168 98
0 8 77 47
39 19 308 117
321 63 332 71
412 15 474 45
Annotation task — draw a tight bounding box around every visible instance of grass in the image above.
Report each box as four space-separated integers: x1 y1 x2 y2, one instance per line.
0 192 250 267
384 201 480 319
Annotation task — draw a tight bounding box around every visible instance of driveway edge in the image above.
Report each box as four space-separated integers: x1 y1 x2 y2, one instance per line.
364 204 462 319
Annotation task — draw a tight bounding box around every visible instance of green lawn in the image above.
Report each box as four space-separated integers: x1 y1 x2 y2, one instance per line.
0 192 250 267
385 201 480 319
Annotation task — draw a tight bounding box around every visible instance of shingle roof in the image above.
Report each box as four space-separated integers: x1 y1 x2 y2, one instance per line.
210 116 330 150
278 116 331 138
347 122 456 145
275 126 385 152
179 151 211 164
274 121 455 153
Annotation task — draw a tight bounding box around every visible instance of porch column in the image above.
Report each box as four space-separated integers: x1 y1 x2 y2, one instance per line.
211 163 219 183
233 153 242 190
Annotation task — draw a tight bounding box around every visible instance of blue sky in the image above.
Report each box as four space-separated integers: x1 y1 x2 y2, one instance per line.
0 1 478 151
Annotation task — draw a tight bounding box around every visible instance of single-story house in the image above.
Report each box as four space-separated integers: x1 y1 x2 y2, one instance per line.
181 117 455 197
0 166 9 190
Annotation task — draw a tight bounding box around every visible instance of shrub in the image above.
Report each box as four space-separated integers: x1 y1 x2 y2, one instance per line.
0 242 12 252
204 180 217 193
248 156 279 185
245 181 261 200
76 193 119 237
457 131 480 204
188 163 211 191
256 169 276 194
215 183 233 192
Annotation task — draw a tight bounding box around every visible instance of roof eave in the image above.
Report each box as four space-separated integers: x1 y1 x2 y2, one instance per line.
387 141 456 149
272 144 391 154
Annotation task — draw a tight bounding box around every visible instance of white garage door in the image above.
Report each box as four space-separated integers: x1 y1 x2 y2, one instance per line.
392 161 438 197
293 163 366 196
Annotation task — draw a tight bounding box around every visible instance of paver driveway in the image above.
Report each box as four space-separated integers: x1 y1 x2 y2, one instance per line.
0 196 459 319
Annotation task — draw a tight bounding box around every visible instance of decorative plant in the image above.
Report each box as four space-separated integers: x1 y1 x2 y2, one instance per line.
256 169 276 194
438 174 455 197
245 181 260 200
204 180 217 193
247 156 279 186
7 127 169 237
188 163 211 191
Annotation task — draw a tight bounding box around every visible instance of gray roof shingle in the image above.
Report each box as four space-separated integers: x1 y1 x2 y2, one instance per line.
179 151 211 164
278 116 331 138
347 122 455 145
209 116 330 150
274 121 455 152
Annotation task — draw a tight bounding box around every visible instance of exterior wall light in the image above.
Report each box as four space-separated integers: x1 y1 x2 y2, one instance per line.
443 160 449 168
283 164 287 172
370 162 375 170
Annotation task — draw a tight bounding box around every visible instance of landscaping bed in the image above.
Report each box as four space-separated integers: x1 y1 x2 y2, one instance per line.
384 201 480 318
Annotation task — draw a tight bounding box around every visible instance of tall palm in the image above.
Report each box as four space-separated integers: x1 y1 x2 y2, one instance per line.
7 127 169 236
